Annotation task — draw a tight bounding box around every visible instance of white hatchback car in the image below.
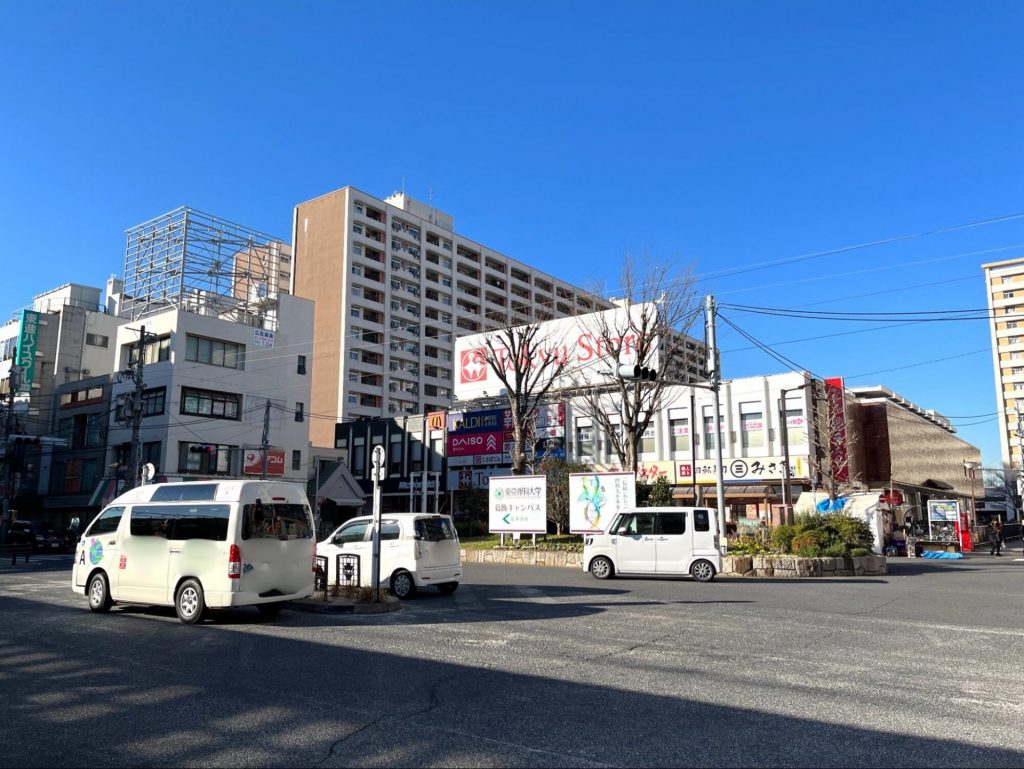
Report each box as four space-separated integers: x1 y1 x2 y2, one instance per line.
317 513 462 599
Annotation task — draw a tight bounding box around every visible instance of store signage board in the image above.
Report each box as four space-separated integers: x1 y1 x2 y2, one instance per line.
676 456 806 483
569 471 636 534
489 475 546 533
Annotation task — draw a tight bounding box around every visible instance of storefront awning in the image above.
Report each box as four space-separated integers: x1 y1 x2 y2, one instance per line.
317 462 366 507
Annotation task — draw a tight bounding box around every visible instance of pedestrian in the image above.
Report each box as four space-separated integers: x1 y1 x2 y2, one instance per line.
989 516 1004 556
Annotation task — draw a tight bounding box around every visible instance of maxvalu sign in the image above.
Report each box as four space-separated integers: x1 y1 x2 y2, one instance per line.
453 304 660 400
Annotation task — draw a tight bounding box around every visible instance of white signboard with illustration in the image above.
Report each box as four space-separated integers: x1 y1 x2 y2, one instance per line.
489 475 547 533
569 472 637 534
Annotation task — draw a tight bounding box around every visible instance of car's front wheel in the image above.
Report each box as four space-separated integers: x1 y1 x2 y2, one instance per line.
690 559 716 583
590 556 614 580
87 572 112 613
175 579 206 624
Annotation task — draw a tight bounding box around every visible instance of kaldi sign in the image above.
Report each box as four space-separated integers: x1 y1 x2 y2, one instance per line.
454 304 660 400
243 449 285 476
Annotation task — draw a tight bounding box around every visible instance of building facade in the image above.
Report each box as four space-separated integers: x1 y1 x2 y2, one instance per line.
982 256 1024 468
292 187 613 446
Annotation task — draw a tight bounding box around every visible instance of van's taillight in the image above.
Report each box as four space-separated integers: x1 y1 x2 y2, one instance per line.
228 544 242 579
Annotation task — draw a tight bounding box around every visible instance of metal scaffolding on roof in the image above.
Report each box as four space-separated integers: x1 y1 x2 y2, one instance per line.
122 207 286 329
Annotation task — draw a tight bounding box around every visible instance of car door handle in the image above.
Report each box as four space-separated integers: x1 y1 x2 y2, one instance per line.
107 540 116 545
657 537 668 541
169 548 182 554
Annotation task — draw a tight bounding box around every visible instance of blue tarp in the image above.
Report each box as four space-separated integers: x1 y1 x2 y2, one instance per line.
921 550 964 559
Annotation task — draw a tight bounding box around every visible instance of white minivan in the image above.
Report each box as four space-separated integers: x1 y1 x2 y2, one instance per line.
71 480 316 623
317 513 461 599
583 507 722 582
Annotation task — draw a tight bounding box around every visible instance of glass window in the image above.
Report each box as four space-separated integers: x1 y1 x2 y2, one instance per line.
332 521 369 545
185 335 245 370
415 517 456 541
86 506 124 537
658 512 686 535
702 407 718 459
640 426 656 454
181 387 241 421
694 509 711 532
242 501 314 540
292 450 301 471
784 406 805 447
670 418 689 452
389 439 403 475
377 521 401 541
297 355 307 375
576 427 594 460
142 387 166 417
85 333 109 348
295 402 305 422
620 513 656 535
151 484 218 502
740 404 764 449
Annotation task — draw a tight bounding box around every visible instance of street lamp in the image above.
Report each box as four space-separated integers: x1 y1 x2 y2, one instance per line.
780 381 813 526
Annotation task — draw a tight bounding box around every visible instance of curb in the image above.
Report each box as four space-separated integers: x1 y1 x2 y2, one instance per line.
288 598 403 615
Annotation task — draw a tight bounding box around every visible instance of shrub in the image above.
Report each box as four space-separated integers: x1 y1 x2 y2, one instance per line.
727 536 770 555
770 525 796 553
823 542 848 558
821 513 875 550
791 530 824 557
850 547 871 557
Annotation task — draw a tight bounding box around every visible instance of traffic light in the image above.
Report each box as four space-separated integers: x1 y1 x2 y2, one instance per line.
7 435 40 447
616 364 657 383
189 445 217 455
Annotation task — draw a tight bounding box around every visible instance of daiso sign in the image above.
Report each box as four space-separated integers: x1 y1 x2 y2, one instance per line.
454 304 660 400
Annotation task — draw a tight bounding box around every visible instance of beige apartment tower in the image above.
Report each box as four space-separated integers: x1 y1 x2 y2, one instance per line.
983 256 1024 468
292 187 610 447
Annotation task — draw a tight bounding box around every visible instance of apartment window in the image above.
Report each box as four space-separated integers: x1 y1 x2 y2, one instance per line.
354 201 365 214
126 335 171 366
295 402 305 422
352 265 363 278
353 243 363 256
740 403 764 449
1011 337 1020 344
348 394 358 404
85 333 109 348
670 417 689 452
142 387 166 417
181 387 241 420
353 223 364 235
1009 322 1020 329
784 405 805 446
186 335 245 370
1012 368 1023 376
292 450 301 472
178 442 234 475
297 355 307 375
1007 292 1016 299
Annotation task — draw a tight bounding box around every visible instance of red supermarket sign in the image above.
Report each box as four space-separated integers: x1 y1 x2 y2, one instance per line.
243 449 285 476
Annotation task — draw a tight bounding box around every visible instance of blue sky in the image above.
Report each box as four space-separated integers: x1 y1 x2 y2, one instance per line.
2 1 1023 466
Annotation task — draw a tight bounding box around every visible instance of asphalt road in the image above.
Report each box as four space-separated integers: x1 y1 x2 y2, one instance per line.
0 551 1022 768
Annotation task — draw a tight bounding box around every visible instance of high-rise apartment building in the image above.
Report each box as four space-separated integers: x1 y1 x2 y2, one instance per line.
292 187 612 447
983 256 1024 467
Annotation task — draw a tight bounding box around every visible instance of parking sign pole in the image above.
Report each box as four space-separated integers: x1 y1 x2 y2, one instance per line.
371 445 385 602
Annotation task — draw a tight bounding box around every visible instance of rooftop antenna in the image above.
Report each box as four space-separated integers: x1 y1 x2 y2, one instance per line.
401 176 406 196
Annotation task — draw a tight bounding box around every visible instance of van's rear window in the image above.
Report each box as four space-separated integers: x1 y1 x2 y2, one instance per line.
151 484 218 502
242 503 314 540
415 518 456 542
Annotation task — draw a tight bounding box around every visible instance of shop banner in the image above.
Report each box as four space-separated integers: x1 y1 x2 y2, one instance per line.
676 456 806 483
243 449 285 476
569 471 636 534
15 310 40 394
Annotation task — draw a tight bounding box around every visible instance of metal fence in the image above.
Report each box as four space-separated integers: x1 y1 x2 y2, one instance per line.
336 554 360 588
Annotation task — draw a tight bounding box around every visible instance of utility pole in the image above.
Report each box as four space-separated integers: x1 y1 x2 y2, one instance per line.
126 326 151 491
260 399 271 479
705 295 727 553
2 366 22 544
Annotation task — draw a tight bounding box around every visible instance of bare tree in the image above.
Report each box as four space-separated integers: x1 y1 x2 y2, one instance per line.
478 313 571 475
572 256 701 473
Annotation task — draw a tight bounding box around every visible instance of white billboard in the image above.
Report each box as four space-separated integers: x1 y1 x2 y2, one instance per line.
569 471 637 534
454 304 660 400
489 475 547 533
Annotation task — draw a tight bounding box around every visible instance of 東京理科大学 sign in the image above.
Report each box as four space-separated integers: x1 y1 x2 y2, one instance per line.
489 475 547 533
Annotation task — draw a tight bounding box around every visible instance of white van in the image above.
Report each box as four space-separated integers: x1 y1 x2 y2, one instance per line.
317 513 461 599
71 480 316 623
583 507 722 582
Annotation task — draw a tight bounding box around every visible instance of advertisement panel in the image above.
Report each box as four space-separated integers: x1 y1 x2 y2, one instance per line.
824 377 849 483
15 310 41 395
569 471 636 534
489 475 547 533
242 448 285 476
450 467 511 490
636 461 676 484
676 456 806 483
454 304 660 400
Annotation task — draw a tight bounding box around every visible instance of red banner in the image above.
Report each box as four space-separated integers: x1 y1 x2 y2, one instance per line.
824 377 849 483
243 449 285 476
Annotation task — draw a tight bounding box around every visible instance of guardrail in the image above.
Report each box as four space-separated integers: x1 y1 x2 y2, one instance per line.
0 545 32 565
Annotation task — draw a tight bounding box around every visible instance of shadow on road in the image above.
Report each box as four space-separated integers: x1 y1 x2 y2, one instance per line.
0 593 1020 768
